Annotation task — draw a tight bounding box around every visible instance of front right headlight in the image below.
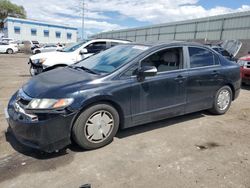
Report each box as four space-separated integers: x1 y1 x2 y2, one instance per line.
238 60 246 67
27 98 74 110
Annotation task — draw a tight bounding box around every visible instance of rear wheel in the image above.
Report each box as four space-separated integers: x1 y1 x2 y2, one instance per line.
209 86 232 115
72 103 119 150
6 48 13 54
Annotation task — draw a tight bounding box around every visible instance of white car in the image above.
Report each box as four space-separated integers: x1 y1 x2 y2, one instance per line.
0 42 19 54
28 39 131 76
32 44 64 54
0 38 15 44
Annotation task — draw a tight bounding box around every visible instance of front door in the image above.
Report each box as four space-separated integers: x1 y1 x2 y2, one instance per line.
130 47 187 126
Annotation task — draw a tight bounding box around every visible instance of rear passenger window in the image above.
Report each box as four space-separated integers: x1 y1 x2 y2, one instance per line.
189 47 217 68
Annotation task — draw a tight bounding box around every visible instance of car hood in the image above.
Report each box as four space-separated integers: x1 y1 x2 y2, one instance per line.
221 40 242 57
30 51 73 60
22 67 101 98
239 55 250 61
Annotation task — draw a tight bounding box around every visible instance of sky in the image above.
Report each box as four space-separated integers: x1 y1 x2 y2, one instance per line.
11 0 250 38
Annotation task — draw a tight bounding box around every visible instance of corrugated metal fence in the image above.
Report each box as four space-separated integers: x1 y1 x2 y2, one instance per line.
91 11 250 42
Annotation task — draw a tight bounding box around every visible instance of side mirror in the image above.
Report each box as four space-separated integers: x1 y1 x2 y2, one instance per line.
137 66 157 81
80 48 88 55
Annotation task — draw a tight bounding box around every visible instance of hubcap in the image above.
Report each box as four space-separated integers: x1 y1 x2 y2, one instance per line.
217 89 230 111
84 110 114 143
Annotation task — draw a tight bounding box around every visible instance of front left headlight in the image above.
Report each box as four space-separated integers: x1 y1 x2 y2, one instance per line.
27 98 74 110
32 58 47 64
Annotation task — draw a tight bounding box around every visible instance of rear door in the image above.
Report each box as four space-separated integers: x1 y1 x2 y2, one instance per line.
185 46 222 113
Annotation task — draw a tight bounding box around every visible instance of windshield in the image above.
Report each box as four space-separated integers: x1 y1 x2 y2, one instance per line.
62 41 87 52
75 45 149 73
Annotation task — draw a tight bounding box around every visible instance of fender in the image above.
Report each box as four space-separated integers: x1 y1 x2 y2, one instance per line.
70 94 126 130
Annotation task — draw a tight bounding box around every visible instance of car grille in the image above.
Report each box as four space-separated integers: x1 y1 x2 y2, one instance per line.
246 62 250 69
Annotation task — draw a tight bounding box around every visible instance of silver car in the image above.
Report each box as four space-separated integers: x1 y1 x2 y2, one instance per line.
33 44 64 54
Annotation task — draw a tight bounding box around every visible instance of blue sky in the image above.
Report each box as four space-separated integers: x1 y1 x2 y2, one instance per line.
200 0 250 9
11 0 250 38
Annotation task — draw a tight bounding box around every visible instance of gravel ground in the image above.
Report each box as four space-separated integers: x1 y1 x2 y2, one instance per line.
0 53 250 188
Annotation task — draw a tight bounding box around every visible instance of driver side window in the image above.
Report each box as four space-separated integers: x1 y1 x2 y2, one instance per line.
86 42 107 53
141 47 183 73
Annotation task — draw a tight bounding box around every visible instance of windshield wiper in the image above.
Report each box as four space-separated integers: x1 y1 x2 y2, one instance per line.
69 65 100 75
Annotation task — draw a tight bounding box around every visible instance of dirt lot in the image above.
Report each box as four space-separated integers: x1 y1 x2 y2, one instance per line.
0 53 250 188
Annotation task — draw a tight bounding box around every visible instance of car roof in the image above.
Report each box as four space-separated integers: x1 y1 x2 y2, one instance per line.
89 38 131 43
125 41 209 49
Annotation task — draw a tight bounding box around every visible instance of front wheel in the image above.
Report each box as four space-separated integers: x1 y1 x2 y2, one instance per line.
29 65 43 76
209 86 232 115
29 65 36 76
72 103 119 150
6 48 14 54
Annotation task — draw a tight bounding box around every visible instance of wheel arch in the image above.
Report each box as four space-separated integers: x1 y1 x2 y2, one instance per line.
6 48 13 53
225 83 235 101
70 97 125 136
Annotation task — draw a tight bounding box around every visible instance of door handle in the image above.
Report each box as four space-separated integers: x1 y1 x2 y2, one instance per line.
211 70 220 76
174 75 185 83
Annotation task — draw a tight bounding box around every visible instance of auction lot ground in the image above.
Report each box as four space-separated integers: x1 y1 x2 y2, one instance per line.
0 53 250 188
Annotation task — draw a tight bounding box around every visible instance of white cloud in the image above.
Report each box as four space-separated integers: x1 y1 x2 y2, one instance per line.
86 0 250 23
10 0 250 34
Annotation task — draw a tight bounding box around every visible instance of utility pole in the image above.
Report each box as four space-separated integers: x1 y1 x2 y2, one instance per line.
82 0 85 40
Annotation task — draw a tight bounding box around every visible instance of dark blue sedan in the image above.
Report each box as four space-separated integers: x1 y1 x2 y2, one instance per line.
6 42 241 152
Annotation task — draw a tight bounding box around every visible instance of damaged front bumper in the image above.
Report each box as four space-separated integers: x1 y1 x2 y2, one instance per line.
6 91 77 153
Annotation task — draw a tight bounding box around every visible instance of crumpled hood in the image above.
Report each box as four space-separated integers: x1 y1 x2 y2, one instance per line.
30 51 68 60
22 67 100 98
30 51 76 65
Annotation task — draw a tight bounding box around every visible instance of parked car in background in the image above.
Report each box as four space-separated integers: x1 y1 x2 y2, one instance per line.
6 42 241 152
0 38 15 44
221 40 242 58
238 54 250 85
28 39 131 76
32 44 64 54
18 40 40 52
211 46 236 61
0 42 18 54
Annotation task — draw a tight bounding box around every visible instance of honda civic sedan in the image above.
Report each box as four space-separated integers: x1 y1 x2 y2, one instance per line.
6 42 241 152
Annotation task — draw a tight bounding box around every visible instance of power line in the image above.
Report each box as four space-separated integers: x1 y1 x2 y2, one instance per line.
82 0 85 39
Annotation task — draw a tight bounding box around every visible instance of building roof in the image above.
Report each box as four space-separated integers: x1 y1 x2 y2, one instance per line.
4 17 77 31
94 10 250 35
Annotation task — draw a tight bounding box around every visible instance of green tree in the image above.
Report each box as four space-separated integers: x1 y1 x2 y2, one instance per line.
0 0 26 28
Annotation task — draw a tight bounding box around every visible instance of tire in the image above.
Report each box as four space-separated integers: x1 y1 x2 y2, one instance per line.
35 50 41 54
29 65 35 76
209 86 232 115
72 103 119 150
6 48 14 54
29 65 43 76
